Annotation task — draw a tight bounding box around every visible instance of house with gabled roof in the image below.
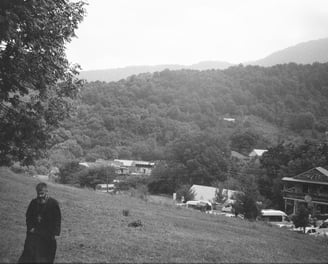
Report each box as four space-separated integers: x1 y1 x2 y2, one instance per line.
282 167 328 215
79 159 122 169
190 184 242 204
114 159 155 175
190 184 218 202
249 149 267 157
248 149 268 166
79 159 155 176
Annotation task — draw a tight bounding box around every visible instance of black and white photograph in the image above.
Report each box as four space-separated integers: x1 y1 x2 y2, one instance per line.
1 0 328 263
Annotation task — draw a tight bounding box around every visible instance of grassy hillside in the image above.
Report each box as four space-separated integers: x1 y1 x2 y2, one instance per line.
1 167 328 263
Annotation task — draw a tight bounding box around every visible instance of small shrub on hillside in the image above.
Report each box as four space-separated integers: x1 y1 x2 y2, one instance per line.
233 193 259 220
78 166 116 189
10 163 25 174
176 184 195 202
58 161 83 184
115 181 130 191
244 196 259 220
10 163 38 176
292 205 310 233
33 159 51 175
26 166 37 176
35 165 49 175
117 175 150 191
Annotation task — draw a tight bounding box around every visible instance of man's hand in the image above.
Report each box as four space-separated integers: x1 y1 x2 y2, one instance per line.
29 228 35 233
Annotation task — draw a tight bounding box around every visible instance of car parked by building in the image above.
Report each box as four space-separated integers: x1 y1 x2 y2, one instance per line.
316 221 328 236
186 200 212 211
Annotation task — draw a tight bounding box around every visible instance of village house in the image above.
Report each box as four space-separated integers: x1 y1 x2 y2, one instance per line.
79 159 122 169
248 148 268 165
190 184 242 205
114 159 155 176
190 184 218 202
282 167 328 216
79 159 155 176
249 149 268 158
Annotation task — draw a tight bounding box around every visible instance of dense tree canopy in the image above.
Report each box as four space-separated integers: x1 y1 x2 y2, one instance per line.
59 63 328 165
260 140 328 208
0 0 86 165
41 63 328 203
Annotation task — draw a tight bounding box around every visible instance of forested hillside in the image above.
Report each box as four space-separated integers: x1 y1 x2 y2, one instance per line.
47 63 328 165
19 62 327 209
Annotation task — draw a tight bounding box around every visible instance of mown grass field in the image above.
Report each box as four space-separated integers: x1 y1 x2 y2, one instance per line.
1 167 328 263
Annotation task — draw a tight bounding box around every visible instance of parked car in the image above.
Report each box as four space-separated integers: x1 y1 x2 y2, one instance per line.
306 227 318 235
292 223 328 236
221 204 233 213
186 200 212 211
316 221 328 236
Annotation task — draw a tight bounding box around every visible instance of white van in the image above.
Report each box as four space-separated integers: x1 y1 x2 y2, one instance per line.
95 183 115 193
260 209 294 228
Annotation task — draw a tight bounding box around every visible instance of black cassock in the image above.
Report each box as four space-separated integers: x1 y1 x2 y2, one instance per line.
19 197 61 263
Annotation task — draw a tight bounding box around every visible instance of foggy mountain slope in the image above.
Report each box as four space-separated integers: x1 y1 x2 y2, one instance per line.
79 38 328 82
79 61 233 82
249 38 328 66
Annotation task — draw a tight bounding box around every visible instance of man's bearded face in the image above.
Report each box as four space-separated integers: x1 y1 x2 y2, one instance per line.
37 188 48 204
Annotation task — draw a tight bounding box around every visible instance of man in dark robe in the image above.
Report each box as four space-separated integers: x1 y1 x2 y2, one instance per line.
19 182 61 263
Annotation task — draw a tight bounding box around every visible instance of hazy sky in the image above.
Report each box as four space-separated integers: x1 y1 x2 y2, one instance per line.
66 0 328 70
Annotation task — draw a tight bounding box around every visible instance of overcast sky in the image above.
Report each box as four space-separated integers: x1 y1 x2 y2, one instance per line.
65 0 328 70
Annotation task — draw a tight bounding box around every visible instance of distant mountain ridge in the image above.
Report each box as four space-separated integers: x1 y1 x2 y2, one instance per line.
248 38 328 66
79 61 233 82
79 38 328 82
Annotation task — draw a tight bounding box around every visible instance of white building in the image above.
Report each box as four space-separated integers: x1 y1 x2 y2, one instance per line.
190 184 218 202
249 149 267 157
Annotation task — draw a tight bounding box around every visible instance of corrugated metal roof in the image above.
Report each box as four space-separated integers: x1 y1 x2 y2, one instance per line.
114 159 135 166
114 159 154 167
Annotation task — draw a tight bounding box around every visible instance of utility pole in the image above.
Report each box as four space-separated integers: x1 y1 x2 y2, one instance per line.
106 171 109 193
